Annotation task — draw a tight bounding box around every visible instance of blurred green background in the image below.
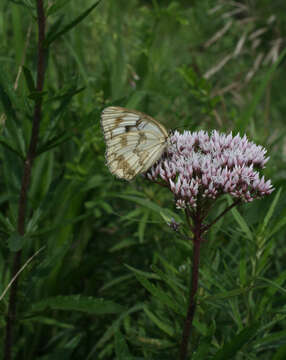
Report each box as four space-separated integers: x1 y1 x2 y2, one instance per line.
0 0 286 359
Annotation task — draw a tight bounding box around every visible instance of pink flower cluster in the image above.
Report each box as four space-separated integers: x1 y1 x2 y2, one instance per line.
146 130 274 208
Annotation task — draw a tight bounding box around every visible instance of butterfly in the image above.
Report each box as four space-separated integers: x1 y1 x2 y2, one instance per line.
101 106 169 180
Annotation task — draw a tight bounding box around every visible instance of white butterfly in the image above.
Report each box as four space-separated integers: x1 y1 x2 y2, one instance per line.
101 106 169 180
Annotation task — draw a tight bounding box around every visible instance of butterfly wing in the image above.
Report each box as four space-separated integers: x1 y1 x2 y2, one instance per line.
101 107 168 180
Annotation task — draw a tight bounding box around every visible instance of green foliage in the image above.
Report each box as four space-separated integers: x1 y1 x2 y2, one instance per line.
29 295 124 314
0 0 285 359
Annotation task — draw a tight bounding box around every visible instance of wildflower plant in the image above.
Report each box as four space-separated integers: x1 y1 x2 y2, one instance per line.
145 129 274 359
1 1 282 360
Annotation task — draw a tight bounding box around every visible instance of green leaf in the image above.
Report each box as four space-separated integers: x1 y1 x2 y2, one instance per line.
45 1 102 46
151 263 186 299
144 306 174 337
213 324 259 360
206 287 250 301
29 295 124 314
36 131 72 156
126 265 183 315
0 137 23 158
99 274 134 292
138 210 148 242
47 0 72 16
229 199 253 241
9 0 34 11
109 239 138 252
257 276 286 295
22 316 74 329
114 330 132 360
260 188 281 235
22 65 36 93
0 83 18 121
256 270 286 319
7 232 26 252
44 86 85 104
272 344 286 360
269 215 286 238
256 329 286 346
28 90 48 101
87 304 144 359
125 264 159 280
117 194 181 223
31 212 91 236
239 257 247 286
192 339 212 360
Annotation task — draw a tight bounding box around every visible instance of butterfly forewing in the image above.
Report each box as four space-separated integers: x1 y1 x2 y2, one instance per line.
101 107 169 180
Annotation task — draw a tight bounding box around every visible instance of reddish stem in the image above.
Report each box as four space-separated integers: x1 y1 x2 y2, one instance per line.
4 2 46 359
179 198 242 359
179 211 202 360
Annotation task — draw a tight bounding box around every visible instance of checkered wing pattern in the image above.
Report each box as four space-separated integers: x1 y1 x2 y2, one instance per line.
101 107 169 180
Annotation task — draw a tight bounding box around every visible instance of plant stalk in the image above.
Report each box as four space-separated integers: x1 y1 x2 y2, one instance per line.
179 199 242 359
179 211 202 360
4 2 46 359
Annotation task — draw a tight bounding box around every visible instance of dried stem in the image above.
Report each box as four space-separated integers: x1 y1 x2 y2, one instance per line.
4 2 46 359
179 209 202 360
0 247 45 302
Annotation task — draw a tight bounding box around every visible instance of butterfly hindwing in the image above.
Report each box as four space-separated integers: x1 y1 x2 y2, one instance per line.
101 107 169 180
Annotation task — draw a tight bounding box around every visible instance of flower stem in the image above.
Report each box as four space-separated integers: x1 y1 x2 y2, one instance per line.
179 211 202 360
4 2 46 359
202 198 241 233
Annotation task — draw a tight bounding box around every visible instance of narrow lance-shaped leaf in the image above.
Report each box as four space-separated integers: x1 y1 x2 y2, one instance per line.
22 65 36 93
213 324 259 360
260 187 281 235
47 0 72 16
45 1 101 46
0 137 24 159
114 330 132 360
36 131 72 156
0 84 18 121
29 295 125 314
44 86 85 104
